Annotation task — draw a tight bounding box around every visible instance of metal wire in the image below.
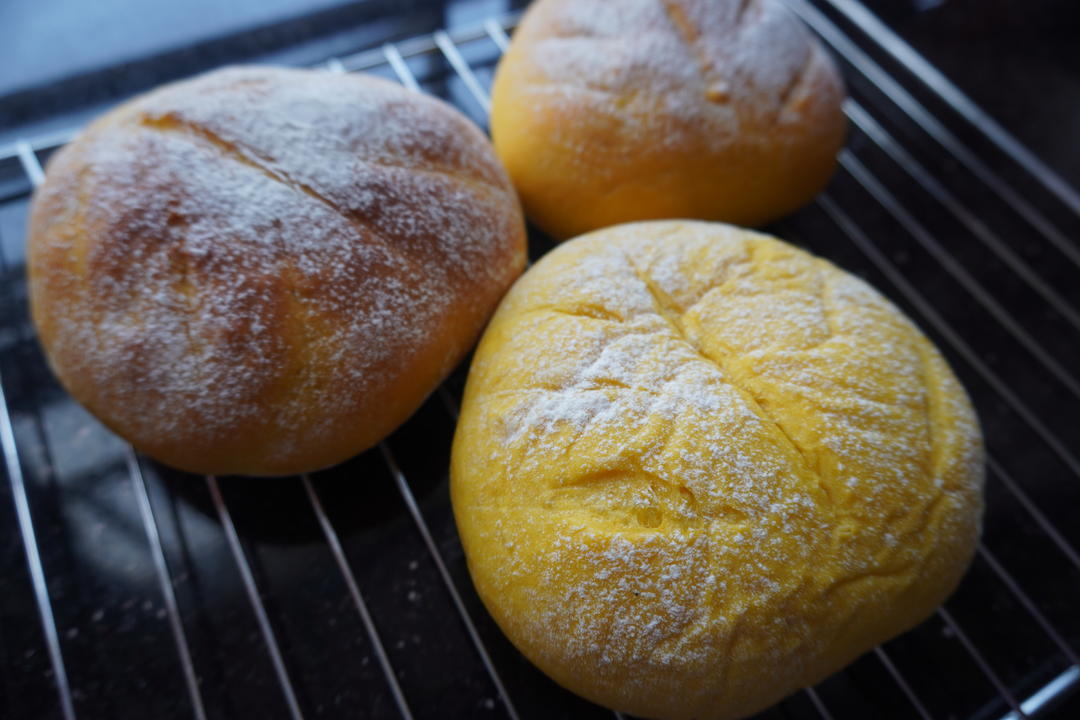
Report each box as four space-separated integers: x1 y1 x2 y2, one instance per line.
383 44 421 92
0 12 521 164
15 141 45 186
937 607 1025 717
416 414 1080 720
804 686 836 720
1000 666 1080 720
976 544 1080 667
844 99 1080 334
301 475 414 720
206 476 306 720
0 369 77 720
781 0 1080 271
816 194 1080 482
378 443 521 720
3 141 77 720
126 449 208 720
484 19 510 52
16 137 302 719
822 0 1080 221
433 30 492 113
986 457 1080 573
405 16 1080 717
1 6 1078 720
838 149 1080 401
874 646 934 720
815 195 1064 716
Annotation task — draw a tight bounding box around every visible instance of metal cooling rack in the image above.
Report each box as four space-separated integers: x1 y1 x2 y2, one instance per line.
2 1 1079 719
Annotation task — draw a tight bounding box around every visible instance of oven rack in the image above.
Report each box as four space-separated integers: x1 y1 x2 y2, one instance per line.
1 1 1078 719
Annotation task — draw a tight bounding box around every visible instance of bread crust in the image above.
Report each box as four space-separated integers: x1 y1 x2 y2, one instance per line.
28 66 526 476
452 221 983 720
491 0 847 239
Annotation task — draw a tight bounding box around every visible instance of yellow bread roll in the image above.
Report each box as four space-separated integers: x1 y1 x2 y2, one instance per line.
490 0 847 239
451 221 983 720
28 66 526 477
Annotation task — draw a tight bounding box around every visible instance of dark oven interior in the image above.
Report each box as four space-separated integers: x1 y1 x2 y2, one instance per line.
1 1 1079 719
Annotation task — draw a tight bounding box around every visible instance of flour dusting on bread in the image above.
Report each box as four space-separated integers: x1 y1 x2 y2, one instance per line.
452 220 983 720
29 66 526 475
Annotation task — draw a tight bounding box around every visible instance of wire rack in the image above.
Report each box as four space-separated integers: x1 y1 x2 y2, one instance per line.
1 1 1079 719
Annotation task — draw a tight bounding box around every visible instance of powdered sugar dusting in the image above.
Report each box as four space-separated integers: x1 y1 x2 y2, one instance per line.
29 66 525 474
517 0 825 149
454 221 983 716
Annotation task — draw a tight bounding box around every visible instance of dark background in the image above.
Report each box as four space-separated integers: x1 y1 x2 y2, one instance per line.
2 0 1078 186
1 2 1079 719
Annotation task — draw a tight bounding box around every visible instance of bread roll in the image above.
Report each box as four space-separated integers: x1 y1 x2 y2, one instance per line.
490 0 847 239
28 66 526 477
451 221 983 720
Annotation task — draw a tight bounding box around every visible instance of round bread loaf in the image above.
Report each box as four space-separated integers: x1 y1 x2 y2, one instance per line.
451 221 983 720
28 66 526 477
490 0 847 240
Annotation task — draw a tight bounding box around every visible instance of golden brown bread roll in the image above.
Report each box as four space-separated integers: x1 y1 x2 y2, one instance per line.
490 0 847 239
451 221 983 720
28 66 526 476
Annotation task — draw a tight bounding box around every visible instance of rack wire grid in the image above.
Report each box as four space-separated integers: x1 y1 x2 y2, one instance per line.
1 1 1079 719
